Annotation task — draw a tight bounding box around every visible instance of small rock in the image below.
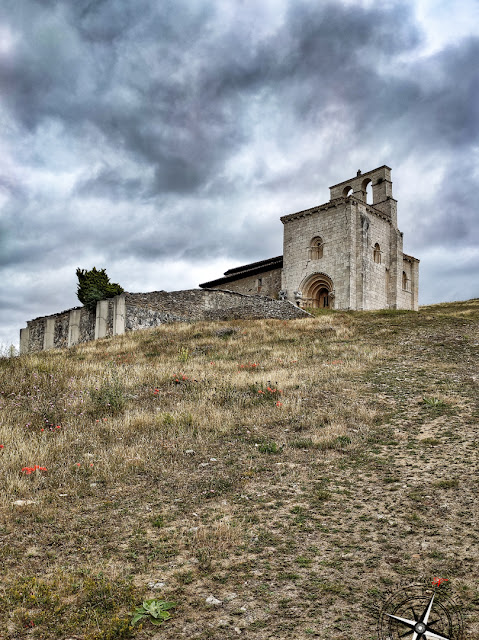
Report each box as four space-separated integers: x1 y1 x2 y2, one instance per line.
12 500 36 506
218 620 229 628
189 527 199 533
185 449 195 455
148 581 165 589
210 458 218 462
90 483 97 487
199 462 209 467
206 595 223 607
234 627 242 635
224 593 238 602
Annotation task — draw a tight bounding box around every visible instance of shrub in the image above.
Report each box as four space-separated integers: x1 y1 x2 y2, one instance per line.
76 267 124 312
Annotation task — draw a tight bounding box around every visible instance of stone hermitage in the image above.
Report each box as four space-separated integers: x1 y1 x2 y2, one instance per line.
20 166 418 353
200 166 419 311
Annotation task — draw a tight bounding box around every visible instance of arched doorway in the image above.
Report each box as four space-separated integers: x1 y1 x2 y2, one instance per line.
318 287 329 308
301 273 334 309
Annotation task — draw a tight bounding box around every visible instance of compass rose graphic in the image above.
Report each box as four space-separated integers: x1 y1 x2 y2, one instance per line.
377 580 464 640
386 591 450 639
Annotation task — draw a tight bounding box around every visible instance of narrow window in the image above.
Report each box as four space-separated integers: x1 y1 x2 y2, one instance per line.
257 277 263 293
373 243 381 264
402 271 408 290
309 236 323 260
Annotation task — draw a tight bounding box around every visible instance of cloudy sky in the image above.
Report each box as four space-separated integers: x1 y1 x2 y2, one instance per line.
1 0 478 349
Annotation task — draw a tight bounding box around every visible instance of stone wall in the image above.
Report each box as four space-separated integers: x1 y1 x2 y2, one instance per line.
204 268 282 298
355 201 394 311
21 306 96 354
20 289 309 354
282 200 353 309
125 289 308 330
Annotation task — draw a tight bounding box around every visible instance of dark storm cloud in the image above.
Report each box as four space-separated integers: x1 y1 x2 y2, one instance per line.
0 0 424 194
414 160 479 246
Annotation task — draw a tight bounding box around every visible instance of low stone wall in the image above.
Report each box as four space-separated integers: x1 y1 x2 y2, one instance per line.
21 306 96 354
125 289 308 328
20 289 309 354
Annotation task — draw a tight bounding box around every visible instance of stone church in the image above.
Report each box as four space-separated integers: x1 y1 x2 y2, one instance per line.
200 165 419 311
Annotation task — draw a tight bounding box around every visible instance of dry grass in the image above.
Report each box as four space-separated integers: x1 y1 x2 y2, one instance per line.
1 300 478 639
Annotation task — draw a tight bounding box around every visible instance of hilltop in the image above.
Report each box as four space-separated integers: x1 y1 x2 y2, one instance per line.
0 300 478 639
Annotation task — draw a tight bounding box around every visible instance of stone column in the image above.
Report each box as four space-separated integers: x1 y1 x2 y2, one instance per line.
348 201 357 310
113 294 126 336
411 260 419 311
44 317 55 350
95 300 109 340
68 309 81 347
19 327 30 355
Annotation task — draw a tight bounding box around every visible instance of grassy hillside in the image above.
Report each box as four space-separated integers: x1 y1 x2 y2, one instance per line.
1 300 478 640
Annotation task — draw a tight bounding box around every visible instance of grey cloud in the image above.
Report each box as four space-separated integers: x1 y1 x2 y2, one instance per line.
413 160 479 247
74 167 146 200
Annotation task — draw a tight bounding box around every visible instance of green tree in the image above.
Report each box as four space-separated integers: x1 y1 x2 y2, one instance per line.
76 267 124 312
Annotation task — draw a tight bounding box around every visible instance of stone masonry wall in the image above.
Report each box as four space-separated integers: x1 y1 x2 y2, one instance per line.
53 311 71 350
207 268 282 298
79 308 96 343
125 289 308 332
282 201 352 309
355 201 393 310
21 290 309 354
24 306 95 354
28 318 46 353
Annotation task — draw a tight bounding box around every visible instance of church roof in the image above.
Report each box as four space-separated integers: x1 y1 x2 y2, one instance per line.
280 195 394 224
199 256 283 289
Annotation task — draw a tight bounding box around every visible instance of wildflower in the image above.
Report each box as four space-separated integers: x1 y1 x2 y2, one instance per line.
432 577 448 587
276 402 283 407
22 465 47 474
0 444 3 449
56 425 61 429
76 463 81 467
258 390 264 394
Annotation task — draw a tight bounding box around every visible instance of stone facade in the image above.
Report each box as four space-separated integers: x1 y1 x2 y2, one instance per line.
200 257 283 298
20 290 309 354
201 166 419 311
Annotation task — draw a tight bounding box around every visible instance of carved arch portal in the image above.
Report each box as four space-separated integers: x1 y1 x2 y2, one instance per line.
300 273 334 309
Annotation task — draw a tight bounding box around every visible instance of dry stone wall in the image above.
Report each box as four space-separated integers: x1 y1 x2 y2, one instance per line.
20 289 309 354
125 289 308 329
